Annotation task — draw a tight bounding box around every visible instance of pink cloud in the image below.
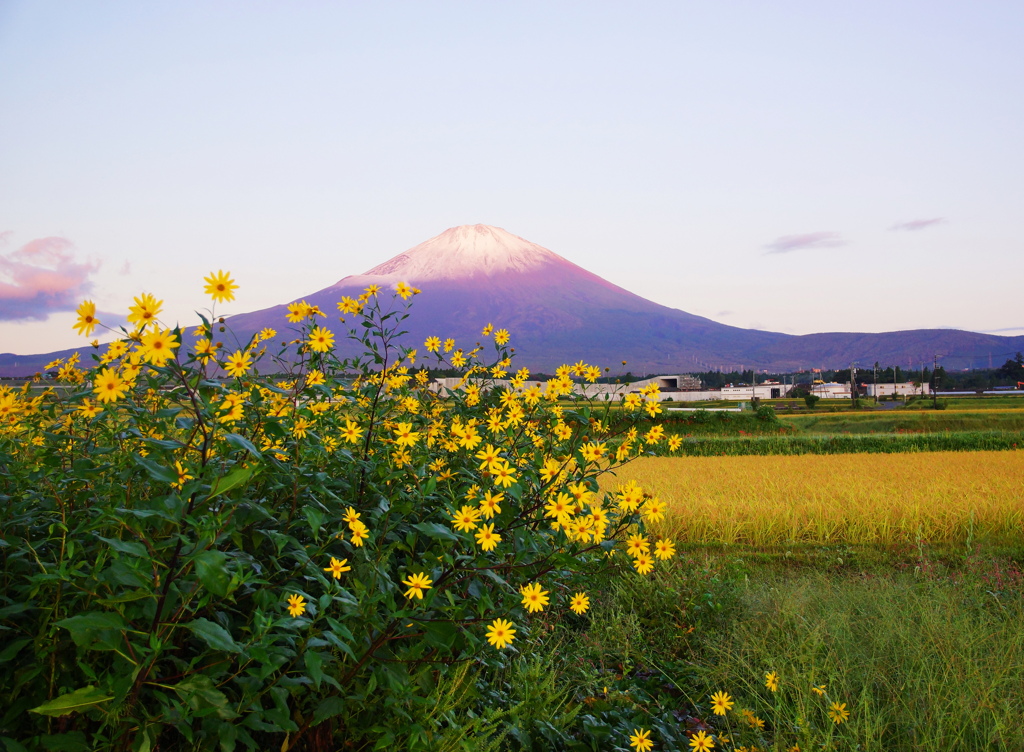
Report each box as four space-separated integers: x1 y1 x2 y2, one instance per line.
764 232 845 254
889 218 944 231
0 237 100 321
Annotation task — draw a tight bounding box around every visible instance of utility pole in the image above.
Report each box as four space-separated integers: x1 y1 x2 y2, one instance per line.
850 363 858 407
932 353 939 409
873 362 878 404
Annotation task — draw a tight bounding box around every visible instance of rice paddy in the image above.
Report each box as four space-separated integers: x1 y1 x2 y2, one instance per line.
602 450 1024 545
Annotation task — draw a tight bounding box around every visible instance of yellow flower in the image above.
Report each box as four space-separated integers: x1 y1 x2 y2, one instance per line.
286 593 306 617
644 425 665 444
478 490 503 519
765 671 780 692
689 729 714 751
393 422 420 447
475 523 500 552
632 552 654 575
710 690 733 716
828 702 849 724
292 417 310 439
643 497 667 524
519 582 549 613
171 461 193 490
140 328 179 366
443 338 455 352
286 301 310 322
93 368 128 404
127 292 163 330
341 419 363 444
77 399 103 418
349 521 369 547
569 592 590 615
625 534 650 558
580 442 605 462
481 323 493 336
628 728 653 752
194 339 217 360
402 571 433 599
395 281 418 300
324 557 351 579
203 270 238 303
337 296 362 315
493 328 510 345
475 443 501 470
307 326 335 353
223 350 252 378
667 435 683 451
424 335 441 352
451 505 481 532
489 460 516 488
73 300 99 336
485 618 515 649
811 684 826 696
653 538 676 560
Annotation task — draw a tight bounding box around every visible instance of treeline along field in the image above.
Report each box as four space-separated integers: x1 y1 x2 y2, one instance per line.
601 451 1024 545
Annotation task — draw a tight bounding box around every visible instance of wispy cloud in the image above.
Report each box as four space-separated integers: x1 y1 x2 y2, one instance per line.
716 310 734 317
889 218 944 231
981 326 1024 334
0 237 100 321
0 231 12 247
764 232 845 255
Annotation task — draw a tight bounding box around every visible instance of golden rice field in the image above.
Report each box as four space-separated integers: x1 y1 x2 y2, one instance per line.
601 450 1024 545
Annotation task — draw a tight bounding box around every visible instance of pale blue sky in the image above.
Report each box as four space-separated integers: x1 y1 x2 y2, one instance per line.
2 1 1022 354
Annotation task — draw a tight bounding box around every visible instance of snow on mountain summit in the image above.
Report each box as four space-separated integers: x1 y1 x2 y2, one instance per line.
335 225 565 286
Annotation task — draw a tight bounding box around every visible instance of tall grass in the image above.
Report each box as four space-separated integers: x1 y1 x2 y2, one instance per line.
697 569 1024 750
603 452 1024 544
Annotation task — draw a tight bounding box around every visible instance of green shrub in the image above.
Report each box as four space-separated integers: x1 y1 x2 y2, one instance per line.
0 280 668 750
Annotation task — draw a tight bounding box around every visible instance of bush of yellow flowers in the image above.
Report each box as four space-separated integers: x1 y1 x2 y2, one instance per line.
0 273 674 750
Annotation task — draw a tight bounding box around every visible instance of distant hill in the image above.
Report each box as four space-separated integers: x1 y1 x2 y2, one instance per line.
3 224 1021 376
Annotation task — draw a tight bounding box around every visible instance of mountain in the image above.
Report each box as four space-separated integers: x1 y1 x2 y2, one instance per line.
219 224 1022 373
2 224 1021 376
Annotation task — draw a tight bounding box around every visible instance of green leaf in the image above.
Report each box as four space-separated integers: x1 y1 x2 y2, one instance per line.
412 522 459 542
1 735 31 752
133 454 177 484
193 550 230 597
311 696 346 726
304 507 324 537
96 589 153 606
55 611 126 635
0 603 33 619
172 674 237 719
39 734 90 752
304 650 324 689
424 620 457 650
0 638 31 664
223 433 263 459
29 686 113 717
185 618 241 653
208 465 256 500
97 536 148 558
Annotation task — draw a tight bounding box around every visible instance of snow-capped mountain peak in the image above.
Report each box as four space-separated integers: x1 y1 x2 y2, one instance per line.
335 225 564 286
